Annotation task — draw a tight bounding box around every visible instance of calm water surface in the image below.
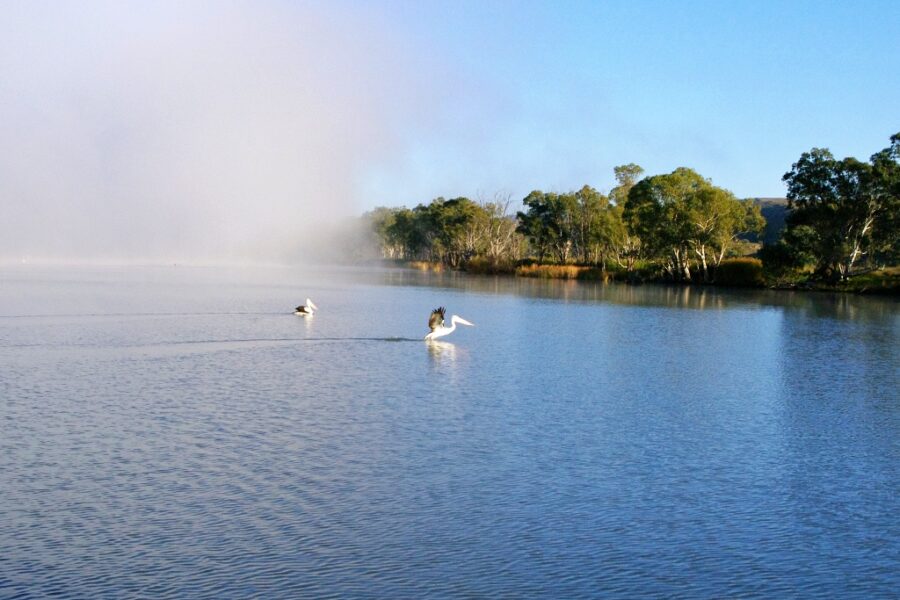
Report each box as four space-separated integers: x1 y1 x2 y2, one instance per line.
1 265 898 598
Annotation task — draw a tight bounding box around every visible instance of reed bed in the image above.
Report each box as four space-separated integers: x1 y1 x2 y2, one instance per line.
515 264 609 281
408 261 444 272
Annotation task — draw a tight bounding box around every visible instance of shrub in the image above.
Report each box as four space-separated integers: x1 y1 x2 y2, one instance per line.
759 241 812 283
465 257 516 275
714 257 765 287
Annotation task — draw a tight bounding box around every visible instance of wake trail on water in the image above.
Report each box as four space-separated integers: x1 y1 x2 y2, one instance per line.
1 336 423 350
163 336 423 345
0 311 295 319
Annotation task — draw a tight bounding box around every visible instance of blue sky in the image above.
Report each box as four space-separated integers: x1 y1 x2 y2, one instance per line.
358 0 899 203
1 1 897 261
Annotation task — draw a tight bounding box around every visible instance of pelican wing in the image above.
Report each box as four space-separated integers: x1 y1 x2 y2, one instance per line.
428 307 446 331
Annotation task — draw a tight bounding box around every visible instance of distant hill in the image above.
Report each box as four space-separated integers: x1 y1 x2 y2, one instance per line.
745 197 789 245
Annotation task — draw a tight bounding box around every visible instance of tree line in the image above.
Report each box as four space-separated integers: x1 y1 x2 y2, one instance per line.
361 133 899 285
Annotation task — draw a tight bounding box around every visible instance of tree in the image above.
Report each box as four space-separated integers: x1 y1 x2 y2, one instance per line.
517 189 596 264
868 133 900 267
606 203 641 274
387 207 428 260
609 163 644 206
517 191 558 263
407 197 482 267
625 168 705 281
624 167 753 281
364 206 400 259
477 193 522 266
686 188 765 280
781 133 900 280
574 185 609 264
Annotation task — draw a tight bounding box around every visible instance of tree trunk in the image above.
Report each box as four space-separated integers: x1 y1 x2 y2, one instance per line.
844 214 875 279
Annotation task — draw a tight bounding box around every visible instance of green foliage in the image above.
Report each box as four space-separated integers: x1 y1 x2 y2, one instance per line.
367 197 524 268
759 223 819 279
746 198 789 245
713 257 765 287
623 167 756 282
516 190 580 263
780 133 900 281
516 183 627 268
609 163 644 206
839 267 900 295
361 134 899 289
869 134 900 266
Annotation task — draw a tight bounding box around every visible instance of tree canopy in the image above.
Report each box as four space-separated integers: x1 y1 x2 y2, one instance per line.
775 133 900 280
361 137 899 288
624 168 762 281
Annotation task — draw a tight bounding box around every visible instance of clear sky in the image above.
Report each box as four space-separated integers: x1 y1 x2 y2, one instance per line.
361 0 899 202
1 0 897 262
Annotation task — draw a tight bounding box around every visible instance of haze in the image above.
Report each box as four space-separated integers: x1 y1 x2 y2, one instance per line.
2 1 897 264
0 1 439 263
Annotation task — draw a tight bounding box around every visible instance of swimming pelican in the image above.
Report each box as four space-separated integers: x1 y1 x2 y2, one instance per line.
294 298 318 316
425 306 474 340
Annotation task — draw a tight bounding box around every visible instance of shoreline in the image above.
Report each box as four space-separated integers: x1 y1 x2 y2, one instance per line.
385 260 900 297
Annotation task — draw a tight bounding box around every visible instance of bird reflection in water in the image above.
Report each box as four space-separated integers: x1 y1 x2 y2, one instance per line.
426 340 457 362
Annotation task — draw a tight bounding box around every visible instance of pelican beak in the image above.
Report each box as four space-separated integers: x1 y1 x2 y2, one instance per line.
457 316 475 327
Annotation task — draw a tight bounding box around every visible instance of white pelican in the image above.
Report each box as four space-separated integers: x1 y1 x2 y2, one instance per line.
294 298 318 316
425 306 474 340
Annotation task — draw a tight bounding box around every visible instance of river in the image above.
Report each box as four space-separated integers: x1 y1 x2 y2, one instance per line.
1 265 897 597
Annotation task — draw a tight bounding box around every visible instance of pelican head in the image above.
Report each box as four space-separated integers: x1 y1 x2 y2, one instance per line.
294 298 318 316
425 306 474 340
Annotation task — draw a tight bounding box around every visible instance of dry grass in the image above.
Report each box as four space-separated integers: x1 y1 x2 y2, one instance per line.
408 261 444 272
515 264 608 281
465 257 516 275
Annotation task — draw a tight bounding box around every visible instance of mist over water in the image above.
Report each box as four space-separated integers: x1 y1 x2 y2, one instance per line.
3 2 899 266
0 2 442 264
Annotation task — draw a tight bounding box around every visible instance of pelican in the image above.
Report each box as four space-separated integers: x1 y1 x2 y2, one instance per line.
425 306 474 340
294 298 318 316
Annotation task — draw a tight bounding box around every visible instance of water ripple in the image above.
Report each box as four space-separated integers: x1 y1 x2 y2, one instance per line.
2 269 898 598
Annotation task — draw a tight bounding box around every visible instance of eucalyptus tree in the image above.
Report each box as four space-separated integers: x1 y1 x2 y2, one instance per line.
477 193 523 266
782 133 900 280
519 188 611 264
517 190 556 263
606 203 641 273
624 167 753 281
364 206 401 259
625 168 704 280
606 165 645 273
414 197 483 267
870 134 900 266
609 163 644 206
548 192 579 263
686 187 765 280
387 207 428 260
573 185 609 264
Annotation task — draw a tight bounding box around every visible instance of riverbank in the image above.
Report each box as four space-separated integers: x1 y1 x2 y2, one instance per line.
386 260 900 296
771 267 900 295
